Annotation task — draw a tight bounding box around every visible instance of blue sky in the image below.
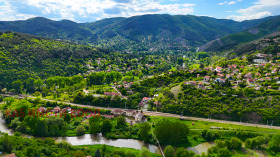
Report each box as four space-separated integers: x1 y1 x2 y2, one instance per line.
0 0 279 22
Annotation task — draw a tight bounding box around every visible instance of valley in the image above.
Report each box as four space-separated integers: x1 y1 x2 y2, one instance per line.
0 13 280 157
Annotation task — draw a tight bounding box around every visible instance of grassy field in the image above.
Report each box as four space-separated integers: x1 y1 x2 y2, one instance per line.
190 64 200 69
171 84 182 100
75 145 161 157
150 116 280 134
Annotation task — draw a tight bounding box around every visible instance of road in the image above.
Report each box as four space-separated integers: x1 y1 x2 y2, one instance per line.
1 94 280 130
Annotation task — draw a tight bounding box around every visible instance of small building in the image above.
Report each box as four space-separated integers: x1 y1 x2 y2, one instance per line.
197 83 204 89
3 153 16 157
102 114 114 119
204 76 210 82
188 81 197 86
125 109 136 117
247 78 255 84
37 107 47 113
112 110 124 116
265 77 272 81
53 106 60 113
215 66 222 72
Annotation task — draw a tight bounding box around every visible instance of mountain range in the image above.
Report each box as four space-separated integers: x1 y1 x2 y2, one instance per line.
0 14 279 52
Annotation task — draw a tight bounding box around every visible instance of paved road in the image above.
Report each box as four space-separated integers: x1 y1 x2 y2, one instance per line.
1 94 280 130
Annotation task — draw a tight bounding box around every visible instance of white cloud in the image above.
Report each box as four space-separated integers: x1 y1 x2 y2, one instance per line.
0 0 36 21
228 0 280 21
0 0 195 22
218 1 228 5
218 0 241 5
227 1 236 5
228 11 272 21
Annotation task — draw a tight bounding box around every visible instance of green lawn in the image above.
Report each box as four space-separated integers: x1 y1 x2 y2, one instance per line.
171 84 182 100
149 116 280 134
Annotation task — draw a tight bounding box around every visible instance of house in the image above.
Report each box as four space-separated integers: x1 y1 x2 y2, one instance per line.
37 107 47 113
102 114 114 119
255 73 261 77
216 78 226 84
205 67 214 71
272 68 278 74
53 106 60 113
188 81 197 86
126 109 136 117
244 73 252 78
135 111 145 122
154 101 161 106
237 74 242 79
265 77 272 81
3 153 16 157
62 107 72 113
124 85 130 89
197 83 204 89
112 110 124 116
117 85 122 88
204 76 210 82
226 74 231 79
247 78 255 84
233 69 239 73
217 73 224 79
215 66 222 72
141 97 152 104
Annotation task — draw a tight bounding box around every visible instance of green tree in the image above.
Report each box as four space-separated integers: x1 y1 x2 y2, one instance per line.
268 134 280 153
2 136 13 153
89 116 101 134
175 148 195 157
101 119 112 133
126 150 137 157
95 148 101 157
138 122 151 142
155 119 189 145
64 113 71 122
12 80 23 94
117 116 127 128
76 125 85 136
217 148 231 157
73 150 86 157
36 120 48 136
164 145 174 157
230 137 242 150
139 147 151 157
121 88 128 96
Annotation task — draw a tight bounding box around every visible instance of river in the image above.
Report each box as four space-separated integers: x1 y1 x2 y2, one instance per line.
0 114 213 154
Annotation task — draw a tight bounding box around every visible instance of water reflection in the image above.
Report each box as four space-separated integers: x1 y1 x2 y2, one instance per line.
0 115 213 155
54 134 161 154
187 142 214 155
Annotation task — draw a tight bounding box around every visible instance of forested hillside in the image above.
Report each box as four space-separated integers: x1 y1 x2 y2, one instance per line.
0 32 107 89
199 16 280 53
0 15 275 52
